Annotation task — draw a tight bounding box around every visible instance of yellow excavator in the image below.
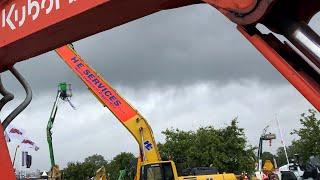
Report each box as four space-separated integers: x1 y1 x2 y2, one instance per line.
55 45 237 180
95 166 107 180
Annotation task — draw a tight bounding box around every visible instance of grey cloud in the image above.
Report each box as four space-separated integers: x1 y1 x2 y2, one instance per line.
5 4 295 96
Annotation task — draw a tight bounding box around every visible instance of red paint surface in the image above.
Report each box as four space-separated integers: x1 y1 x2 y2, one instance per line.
238 26 320 111
56 45 137 122
203 0 256 13
0 124 15 180
0 0 199 72
0 0 108 47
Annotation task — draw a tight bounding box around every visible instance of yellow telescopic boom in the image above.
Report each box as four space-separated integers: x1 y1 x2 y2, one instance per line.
55 45 161 164
56 45 237 180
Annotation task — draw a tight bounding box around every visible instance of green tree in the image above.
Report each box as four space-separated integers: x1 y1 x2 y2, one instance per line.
106 152 136 180
217 120 256 173
63 161 95 180
84 154 108 169
158 129 194 169
291 109 320 163
261 152 274 162
276 146 299 166
63 154 107 180
158 119 256 174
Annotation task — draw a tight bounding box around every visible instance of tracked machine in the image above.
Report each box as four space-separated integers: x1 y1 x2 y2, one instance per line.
0 0 319 179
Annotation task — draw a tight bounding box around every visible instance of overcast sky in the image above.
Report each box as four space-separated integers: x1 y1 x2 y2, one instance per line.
3 4 319 172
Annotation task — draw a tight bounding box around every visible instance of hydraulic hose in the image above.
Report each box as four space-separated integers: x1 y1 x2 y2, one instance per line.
0 75 14 112
2 67 32 130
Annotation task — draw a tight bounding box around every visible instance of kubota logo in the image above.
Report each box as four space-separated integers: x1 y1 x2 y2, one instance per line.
1 0 77 30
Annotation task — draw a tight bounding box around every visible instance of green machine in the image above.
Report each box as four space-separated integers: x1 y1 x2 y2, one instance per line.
47 83 74 180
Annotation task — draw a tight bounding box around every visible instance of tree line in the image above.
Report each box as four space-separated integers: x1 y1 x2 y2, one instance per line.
62 152 136 180
62 109 319 179
276 109 320 165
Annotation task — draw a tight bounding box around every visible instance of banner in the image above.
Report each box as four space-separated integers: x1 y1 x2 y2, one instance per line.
6 124 25 142
6 124 39 151
26 154 32 168
22 151 27 167
21 138 39 151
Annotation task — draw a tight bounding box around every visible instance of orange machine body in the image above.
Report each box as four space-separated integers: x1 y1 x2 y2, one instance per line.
0 1 256 179
0 0 319 179
0 124 15 179
238 26 320 111
0 0 202 71
0 0 264 71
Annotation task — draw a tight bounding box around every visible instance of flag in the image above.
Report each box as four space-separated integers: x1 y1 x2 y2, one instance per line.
6 124 25 142
26 154 32 168
21 138 39 151
22 151 27 166
6 124 39 151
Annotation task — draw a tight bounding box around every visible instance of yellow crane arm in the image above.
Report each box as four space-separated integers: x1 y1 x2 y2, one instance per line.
55 45 161 163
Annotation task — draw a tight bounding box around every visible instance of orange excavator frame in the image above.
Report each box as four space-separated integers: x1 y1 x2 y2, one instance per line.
0 0 319 179
238 27 320 111
0 125 15 179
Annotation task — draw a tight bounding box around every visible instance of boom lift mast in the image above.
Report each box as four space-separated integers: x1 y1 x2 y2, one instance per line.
47 82 73 180
256 126 276 175
55 45 237 180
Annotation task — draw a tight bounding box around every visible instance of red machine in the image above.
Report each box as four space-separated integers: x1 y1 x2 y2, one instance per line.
0 0 319 178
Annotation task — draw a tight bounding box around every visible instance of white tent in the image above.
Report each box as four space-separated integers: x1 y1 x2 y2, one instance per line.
41 171 48 177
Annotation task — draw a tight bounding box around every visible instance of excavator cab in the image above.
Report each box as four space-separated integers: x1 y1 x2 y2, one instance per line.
140 161 237 180
140 161 177 180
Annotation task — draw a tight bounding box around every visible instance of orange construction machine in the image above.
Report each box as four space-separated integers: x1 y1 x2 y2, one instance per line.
0 0 319 178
